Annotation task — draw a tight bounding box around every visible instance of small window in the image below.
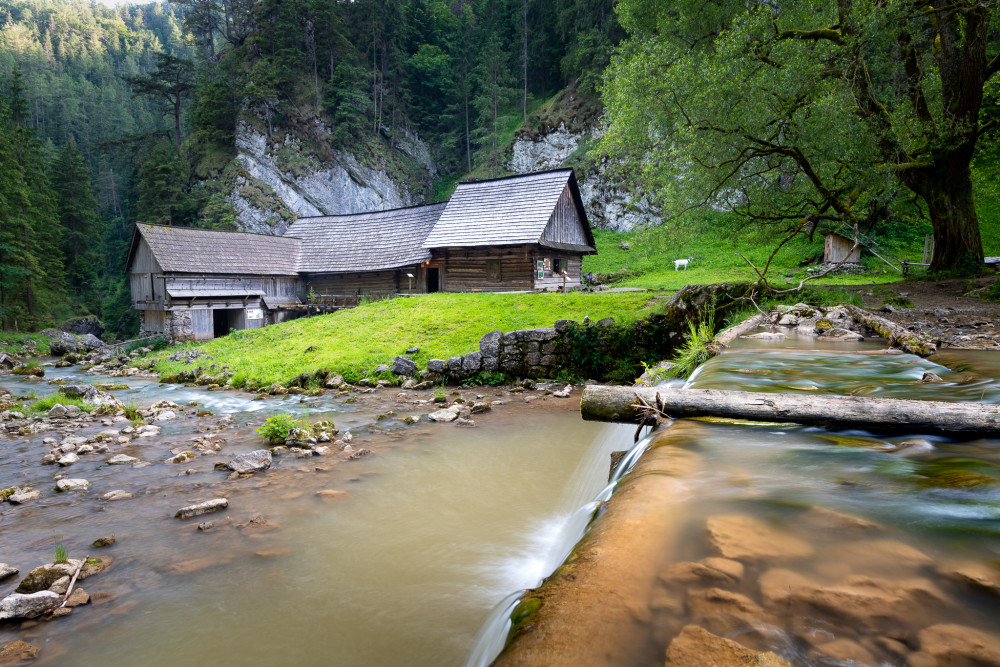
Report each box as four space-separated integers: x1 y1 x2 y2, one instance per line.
488 260 502 282
553 258 563 275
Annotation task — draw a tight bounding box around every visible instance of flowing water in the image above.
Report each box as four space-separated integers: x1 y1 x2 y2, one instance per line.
0 365 629 666
5 331 1000 666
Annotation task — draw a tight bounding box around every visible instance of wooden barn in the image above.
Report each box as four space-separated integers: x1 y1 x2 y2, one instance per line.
125 224 301 340
422 169 596 291
287 202 447 298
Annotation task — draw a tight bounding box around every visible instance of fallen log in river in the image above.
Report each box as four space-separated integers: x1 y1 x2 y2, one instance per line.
581 385 1000 436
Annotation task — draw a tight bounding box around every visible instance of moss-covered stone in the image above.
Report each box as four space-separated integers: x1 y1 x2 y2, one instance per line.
15 567 67 594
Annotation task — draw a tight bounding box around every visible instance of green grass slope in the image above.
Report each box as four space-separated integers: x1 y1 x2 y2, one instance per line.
154 292 661 387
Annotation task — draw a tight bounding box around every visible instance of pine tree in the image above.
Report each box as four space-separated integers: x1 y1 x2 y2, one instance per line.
50 141 103 314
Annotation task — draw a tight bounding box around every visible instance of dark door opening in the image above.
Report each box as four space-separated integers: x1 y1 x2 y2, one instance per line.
213 309 232 338
426 267 440 293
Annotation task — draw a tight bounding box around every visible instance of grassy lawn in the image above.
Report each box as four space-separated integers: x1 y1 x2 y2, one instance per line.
0 333 51 357
153 291 662 387
583 198 1000 290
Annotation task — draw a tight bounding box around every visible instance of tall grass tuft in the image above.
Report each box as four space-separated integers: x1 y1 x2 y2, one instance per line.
667 310 717 379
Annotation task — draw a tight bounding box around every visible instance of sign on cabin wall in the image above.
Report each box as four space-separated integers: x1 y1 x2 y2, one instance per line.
246 308 264 320
536 259 545 279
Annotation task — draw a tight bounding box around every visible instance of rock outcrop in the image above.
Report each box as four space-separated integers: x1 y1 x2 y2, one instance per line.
229 121 436 235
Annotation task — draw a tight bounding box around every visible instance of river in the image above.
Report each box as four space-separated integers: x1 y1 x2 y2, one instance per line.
4 332 1000 666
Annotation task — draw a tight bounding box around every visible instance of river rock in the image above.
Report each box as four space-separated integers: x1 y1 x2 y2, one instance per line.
429 406 461 422
685 587 775 637
391 355 418 376
939 561 1000 596
136 425 161 437
165 451 196 464
101 490 133 501
552 385 572 398
65 588 90 607
810 638 877 665
914 624 1000 666
78 334 104 351
426 359 446 373
227 450 272 474
155 410 177 421
0 564 17 581
106 454 138 466
706 514 814 561
839 539 933 569
0 591 59 620
57 452 79 467
920 371 945 383
60 384 97 400
47 404 68 419
664 625 792 667
799 506 878 533
743 331 786 340
0 639 40 661
47 332 81 356
55 478 89 492
175 498 228 519
819 327 864 341
8 489 40 504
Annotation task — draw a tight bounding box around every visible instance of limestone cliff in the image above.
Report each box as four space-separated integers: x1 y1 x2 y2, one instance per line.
229 120 436 235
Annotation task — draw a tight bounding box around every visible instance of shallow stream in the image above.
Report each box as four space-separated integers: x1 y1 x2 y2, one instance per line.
3 332 1000 666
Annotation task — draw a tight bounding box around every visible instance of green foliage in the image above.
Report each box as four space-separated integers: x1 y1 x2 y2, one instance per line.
256 414 303 445
666 311 716 380
29 391 94 416
599 0 997 272
54 541 69 564
468 370 507 386
50 141 103 314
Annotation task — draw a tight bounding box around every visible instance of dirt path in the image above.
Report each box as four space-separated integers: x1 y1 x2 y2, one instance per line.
842 276 1000 350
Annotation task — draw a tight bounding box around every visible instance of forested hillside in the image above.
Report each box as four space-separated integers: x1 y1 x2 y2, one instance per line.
0 0 616 336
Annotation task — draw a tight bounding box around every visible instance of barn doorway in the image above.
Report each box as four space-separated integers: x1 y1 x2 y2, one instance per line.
427 267 440 293
213 309 240 338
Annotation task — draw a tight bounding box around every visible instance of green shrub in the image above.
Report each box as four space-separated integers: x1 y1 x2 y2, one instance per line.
666 311 717 379
29 391 93 416
255 414 302 445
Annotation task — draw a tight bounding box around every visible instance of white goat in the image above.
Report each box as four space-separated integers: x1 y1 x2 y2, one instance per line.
674 257 694 271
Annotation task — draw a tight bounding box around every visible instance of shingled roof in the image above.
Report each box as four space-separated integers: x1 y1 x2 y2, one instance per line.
288 202 447 273
128 223 301 276
422 169 595 251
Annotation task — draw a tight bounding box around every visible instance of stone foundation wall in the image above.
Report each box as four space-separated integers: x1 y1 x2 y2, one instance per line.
421 283 755 383
166 312 194 344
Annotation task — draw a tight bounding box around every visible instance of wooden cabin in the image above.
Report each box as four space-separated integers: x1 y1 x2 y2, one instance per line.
125 224 301 340
822 231 862 264
422 169 596 291
287 203 447 299
126 169 598 337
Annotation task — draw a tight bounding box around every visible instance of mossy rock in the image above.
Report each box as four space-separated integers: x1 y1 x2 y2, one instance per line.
914 459 1000 489
11 366 43 377
0 487 16 502
506 596 543 641
15 567 66 594
815 318 834 331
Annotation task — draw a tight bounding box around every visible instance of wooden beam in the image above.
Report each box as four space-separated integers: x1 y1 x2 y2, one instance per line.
580 385 1000 436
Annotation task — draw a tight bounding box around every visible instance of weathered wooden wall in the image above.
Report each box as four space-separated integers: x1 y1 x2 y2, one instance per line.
824 234 861 263
433 247 535 292
540 185 589 248
533 253 583 291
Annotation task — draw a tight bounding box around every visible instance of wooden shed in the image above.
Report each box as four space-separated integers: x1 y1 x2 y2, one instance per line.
822 231 862 264
287 202 447 298
125 224 302 340
422 169 596 291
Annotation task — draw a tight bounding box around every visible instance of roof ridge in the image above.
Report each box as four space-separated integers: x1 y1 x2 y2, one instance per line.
456 168 573 186
137 222 301 241
289 201 448 227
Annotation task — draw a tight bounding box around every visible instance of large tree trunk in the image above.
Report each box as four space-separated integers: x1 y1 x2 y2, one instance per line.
923 164 984 272
581 385 1000 436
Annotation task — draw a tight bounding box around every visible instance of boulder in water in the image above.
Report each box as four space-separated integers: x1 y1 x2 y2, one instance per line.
0 592 59 620
226 450 272 474
664 625 791 666
175 498 228 519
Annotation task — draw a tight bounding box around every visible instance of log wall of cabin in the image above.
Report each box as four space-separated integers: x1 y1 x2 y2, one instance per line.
433 247 535 292
304 267 422 296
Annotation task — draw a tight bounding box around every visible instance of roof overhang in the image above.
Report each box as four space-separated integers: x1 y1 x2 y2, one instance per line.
167 289 264 299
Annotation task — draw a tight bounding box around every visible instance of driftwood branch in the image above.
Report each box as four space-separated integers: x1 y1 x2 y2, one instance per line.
844 304 936 356
581 386 1000 436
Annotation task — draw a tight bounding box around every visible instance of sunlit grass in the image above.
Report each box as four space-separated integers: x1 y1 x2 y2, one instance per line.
153 292 660 387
